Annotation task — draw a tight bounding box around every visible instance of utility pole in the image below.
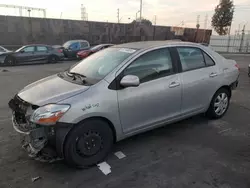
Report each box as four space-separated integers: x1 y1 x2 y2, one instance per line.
117 8 120 23
194 15 200 42
196 15 200 29
28 9 31 17
136 10 140 20
81 5 87 21
239 24 245 52
202 14 208 43
140 0 142 22
227 21 232 52
153 15 156 40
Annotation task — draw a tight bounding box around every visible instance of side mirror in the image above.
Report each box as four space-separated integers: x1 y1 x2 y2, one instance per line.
20 50 24 53
120 75 140 88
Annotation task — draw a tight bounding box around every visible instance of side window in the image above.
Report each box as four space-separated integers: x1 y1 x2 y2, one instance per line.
203 52 215 66
124 48 174 83
23 46 35 52
37 46 48 52
69 42 80 50
177 47 205 71
80 42 89 49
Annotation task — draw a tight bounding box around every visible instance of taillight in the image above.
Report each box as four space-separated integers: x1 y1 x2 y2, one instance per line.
57 49 63 53
235 64 240 71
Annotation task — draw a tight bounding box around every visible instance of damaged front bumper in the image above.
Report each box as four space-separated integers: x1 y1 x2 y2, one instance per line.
12 112 60 162
9 96 65 162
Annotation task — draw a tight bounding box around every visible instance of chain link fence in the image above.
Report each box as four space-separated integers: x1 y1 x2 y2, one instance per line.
210 32 250 53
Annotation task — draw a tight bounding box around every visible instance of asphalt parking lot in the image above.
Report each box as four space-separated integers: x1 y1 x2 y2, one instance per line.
0 55 250 188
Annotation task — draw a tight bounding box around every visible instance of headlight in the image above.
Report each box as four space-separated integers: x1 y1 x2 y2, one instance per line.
30 104 70 126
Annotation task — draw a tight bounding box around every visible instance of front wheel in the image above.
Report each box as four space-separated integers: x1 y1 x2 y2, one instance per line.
4 56 16 65
63 119 114 168
206 88 230 119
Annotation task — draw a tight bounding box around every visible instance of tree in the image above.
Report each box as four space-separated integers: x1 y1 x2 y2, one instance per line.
212 0 234 35
131 18 152 26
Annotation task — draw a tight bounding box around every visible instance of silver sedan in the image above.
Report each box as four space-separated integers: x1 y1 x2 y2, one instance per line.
9 41 240 168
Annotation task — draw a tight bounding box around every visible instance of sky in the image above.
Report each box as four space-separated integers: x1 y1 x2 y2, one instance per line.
0 0 250 34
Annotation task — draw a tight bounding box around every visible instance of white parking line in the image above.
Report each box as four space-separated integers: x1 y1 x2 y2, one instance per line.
114 151 126 159
97 162 111 175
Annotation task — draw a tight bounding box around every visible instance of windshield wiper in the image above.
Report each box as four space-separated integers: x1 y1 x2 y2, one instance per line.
66 71 86 83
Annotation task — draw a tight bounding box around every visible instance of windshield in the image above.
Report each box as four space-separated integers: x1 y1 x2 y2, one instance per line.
15 46 24 52
69 47 137 81
63 41 76 48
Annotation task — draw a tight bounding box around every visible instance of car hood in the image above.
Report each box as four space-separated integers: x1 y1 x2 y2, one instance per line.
0 51 13 56
18 74 90 106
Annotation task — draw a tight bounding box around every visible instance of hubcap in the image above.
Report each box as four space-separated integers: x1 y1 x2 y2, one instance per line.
8 59 13 64
214 93 228 116
76 131 103 157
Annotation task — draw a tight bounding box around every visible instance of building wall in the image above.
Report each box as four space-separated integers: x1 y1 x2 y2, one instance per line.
0 16 212 49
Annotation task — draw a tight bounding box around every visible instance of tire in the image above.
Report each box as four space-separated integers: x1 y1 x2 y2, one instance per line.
48 55 58 63
63 119 114 168
206 88 230 119
4 56 16 65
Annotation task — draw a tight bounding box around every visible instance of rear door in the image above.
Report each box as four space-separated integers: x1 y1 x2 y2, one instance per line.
117 47 182 133
34 46 49 62
176 47 220 116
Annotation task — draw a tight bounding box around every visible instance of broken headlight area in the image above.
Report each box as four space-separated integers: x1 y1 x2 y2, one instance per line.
9 96 62 162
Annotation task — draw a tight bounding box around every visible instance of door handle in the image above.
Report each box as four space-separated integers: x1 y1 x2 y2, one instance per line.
169 82 180 88
209 72 218 78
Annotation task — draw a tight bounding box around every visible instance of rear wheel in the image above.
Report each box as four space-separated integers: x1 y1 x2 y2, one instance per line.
206 88 230 119
63 119 114 168
5 56 16 65
48 55 58 63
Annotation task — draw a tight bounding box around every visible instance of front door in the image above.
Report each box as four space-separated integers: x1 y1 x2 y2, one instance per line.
15 46 35 63
117 47 182 133
176 47 220 115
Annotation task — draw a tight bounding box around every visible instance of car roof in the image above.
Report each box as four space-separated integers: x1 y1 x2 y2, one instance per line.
113 40 199 50
23 44 51 47
66 40 89 42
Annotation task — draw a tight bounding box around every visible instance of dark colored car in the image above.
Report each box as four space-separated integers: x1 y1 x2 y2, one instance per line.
77 44 114 59
0 46 12 55
62 40 90 58
1 45 64 65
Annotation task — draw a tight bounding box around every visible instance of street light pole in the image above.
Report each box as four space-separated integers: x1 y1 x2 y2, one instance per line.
140 0 142 21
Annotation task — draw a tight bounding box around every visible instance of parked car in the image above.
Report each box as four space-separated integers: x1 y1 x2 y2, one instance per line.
62 40 90 58
77 44 114 59
1 44 64 65
0 46 12 55
8 41 239 168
